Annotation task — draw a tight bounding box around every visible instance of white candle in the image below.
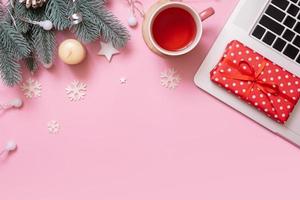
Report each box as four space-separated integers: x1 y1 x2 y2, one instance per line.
58 39 86 65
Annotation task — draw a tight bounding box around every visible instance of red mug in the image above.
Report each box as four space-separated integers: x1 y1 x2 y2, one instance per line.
148 2 214 56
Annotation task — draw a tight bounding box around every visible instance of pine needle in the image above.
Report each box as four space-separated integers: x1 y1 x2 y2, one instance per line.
96 7 130 48
0 21 31 59
45 0 69 30
70 0 129 47
0 48 22 86
25 54 38 72
32 26 56 65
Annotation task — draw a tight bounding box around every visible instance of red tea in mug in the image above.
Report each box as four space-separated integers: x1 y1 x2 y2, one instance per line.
152 7 197 51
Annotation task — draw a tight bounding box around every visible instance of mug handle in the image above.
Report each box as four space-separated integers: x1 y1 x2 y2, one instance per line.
199 7 215 21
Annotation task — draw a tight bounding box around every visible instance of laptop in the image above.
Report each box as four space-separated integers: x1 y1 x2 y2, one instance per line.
194 0 300 146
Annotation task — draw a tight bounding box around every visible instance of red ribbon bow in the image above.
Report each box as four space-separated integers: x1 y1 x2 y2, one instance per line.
223 58 296 116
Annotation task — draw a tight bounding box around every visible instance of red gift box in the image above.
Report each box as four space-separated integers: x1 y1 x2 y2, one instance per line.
210 40 300 124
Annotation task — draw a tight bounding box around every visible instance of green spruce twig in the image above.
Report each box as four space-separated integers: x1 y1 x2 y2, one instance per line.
0 48 22 86
45 0 69 30
32 26 56 65
69 0 130 48
0 21 31 59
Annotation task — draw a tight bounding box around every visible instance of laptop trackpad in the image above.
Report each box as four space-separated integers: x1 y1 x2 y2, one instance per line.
286 103 300 134
233 0 267 31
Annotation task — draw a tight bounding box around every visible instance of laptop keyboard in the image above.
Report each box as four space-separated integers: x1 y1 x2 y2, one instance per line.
251 0 300 64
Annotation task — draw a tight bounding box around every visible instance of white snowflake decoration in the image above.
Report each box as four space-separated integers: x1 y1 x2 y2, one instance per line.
66 81 87 102
160 68 181 89
47 120 60 134
120 77 127 84
20 78 42 98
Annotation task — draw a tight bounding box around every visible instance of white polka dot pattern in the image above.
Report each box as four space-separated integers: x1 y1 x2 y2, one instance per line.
210 40 300 124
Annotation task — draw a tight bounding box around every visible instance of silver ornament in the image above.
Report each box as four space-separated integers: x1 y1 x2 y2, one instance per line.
70 13 83 25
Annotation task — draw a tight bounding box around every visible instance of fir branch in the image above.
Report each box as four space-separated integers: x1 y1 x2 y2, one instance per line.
0 2 25 86
12 1 32 33
71 15 101 43
69 0 106 10
25 54 38 72
28 4 47 21
0 1 5 20
23 32 38 72
45 0 69 30
0 21 31 59
32 26 56 65
70 0 129 47
95 7 130 48
0 47 22 86
69 0 101 43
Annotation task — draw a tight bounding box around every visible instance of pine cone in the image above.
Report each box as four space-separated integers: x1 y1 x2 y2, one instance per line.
19 0 47 9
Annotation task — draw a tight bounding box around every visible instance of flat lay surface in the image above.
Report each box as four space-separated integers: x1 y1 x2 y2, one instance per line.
1 0 300 199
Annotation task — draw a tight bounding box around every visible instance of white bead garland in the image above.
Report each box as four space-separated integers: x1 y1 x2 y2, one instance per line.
128 14 138 27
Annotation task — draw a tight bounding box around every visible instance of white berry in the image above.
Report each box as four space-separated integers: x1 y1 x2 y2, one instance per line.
39 20 53 31
5 140 17 151
10 98 23 108
128 15 138 27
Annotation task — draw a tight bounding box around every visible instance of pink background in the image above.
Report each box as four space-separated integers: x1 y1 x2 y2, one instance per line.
1 0 300 199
